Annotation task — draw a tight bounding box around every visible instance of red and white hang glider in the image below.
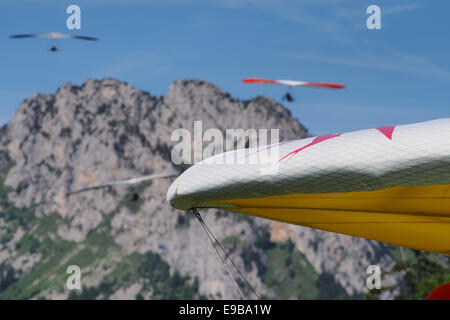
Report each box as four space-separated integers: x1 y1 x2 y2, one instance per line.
243 78 346 89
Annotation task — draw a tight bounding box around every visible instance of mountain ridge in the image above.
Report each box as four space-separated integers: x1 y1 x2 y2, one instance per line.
0 78 397 299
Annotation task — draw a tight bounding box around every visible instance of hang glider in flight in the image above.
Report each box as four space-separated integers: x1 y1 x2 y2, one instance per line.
68 172 178 196
9 32 98 52
168 118 450 255
243 78 345 102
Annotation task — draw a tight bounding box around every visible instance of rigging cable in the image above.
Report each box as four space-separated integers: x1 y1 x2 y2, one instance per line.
191 208 260 300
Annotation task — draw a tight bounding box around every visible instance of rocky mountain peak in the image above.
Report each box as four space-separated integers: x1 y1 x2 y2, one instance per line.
0 78 396 300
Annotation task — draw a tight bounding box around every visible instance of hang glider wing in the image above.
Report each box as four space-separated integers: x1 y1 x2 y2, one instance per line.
69 172 178 196
9 34 36 39
70 35 99 41
10 32 98 41
168 118 450 255
243 78 345 89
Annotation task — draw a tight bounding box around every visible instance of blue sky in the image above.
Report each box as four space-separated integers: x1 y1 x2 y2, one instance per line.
1 0 449 134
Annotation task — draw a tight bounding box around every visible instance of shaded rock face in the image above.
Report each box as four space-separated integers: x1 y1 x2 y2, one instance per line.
0 78 395 299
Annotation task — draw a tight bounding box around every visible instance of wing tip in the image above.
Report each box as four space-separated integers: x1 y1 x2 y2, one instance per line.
304 82 346 89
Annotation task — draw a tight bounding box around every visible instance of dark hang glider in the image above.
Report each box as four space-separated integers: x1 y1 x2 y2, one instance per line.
10 32 98 41
10 32 98 51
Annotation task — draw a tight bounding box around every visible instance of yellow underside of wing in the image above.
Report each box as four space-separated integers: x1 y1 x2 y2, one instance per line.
213 184 450 254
